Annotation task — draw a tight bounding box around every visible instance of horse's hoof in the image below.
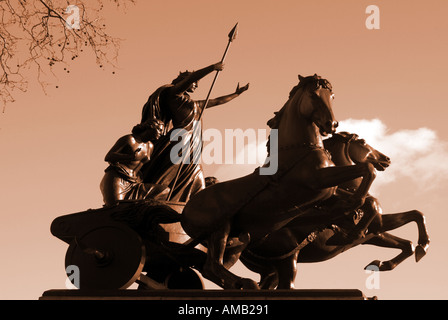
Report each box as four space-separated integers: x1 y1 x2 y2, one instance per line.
415 244 429 262
238 278 260 290
365 260 381 270
259 273 278 290
365 260 394 271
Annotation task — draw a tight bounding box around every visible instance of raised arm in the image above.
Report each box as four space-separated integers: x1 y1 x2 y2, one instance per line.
171 62 224 94
198 83 250 109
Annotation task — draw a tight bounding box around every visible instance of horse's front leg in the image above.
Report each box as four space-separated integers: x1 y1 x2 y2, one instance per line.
312 163 376 211
374 210 430 262
363 232 414 271
326 196 380 245
275 251 299 289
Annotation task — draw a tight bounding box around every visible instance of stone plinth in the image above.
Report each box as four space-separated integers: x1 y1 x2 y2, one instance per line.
40 289 371 300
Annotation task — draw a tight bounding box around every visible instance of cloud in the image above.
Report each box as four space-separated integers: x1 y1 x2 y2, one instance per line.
209 133 268 181
206 119 448 197
337 118 448 194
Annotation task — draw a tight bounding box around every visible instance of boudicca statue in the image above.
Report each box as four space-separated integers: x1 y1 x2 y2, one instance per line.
50 24 429 292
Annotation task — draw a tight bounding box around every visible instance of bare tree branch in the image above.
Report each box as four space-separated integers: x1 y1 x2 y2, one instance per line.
0 0 135 112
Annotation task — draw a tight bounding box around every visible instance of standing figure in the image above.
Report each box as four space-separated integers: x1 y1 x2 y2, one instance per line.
100 119 168 206
140 62 249 202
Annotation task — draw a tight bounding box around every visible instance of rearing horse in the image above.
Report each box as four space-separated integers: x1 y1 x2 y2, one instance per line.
239 132 430 289
181 74 377 289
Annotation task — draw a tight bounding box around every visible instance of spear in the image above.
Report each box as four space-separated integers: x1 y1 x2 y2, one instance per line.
198 22 239 120
166 23 239 201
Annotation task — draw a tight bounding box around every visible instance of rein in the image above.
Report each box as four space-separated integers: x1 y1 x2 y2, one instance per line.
246 231 319 261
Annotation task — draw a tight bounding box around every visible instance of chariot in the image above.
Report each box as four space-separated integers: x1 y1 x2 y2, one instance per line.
51 199 207 290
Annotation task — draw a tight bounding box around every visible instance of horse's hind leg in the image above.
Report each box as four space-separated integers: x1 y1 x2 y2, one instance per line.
374 210 430 262
252 253 298 290
275 251 299 289
202 222 259 289
364 232 414 271
259 271 279 290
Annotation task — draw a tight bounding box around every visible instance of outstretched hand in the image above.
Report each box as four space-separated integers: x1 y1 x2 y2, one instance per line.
235 83 250 95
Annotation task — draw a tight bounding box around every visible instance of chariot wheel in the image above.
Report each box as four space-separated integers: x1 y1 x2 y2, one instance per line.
65 223 145 290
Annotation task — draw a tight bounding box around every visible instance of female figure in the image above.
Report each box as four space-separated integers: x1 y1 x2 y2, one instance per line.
140 62 249 202
100 119 168 206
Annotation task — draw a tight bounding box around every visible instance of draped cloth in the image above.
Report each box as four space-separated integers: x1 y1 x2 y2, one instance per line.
100 164 170 206
140 85 205 202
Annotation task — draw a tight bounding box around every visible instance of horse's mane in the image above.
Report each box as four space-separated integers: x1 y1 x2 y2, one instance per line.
267 74 332 129
323 132 358 150
265 74 333 155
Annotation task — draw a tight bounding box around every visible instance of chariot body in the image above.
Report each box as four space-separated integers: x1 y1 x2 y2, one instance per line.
51 199 207 290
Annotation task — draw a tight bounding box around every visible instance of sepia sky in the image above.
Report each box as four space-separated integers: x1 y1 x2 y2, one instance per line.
1 0 448 299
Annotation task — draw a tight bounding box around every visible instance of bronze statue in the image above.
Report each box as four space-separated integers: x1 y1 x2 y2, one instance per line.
180 74 379 289
50 74 430 293
100 119 169 206
139 62 249 202
239 132 430 289
46 23 430 294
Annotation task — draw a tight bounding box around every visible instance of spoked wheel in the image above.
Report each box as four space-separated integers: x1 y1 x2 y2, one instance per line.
65 223 145 290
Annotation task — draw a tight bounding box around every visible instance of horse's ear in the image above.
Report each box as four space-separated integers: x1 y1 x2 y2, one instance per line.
298 75 304 81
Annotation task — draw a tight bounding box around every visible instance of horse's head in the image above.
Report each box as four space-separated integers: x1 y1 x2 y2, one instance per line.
294 74 338 136
335 132 391 171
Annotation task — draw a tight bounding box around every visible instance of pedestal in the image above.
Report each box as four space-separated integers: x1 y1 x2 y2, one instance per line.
40 289 372 300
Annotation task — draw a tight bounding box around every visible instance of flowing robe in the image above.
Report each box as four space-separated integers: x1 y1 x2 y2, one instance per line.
100 163 169 206
140 85 205 202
